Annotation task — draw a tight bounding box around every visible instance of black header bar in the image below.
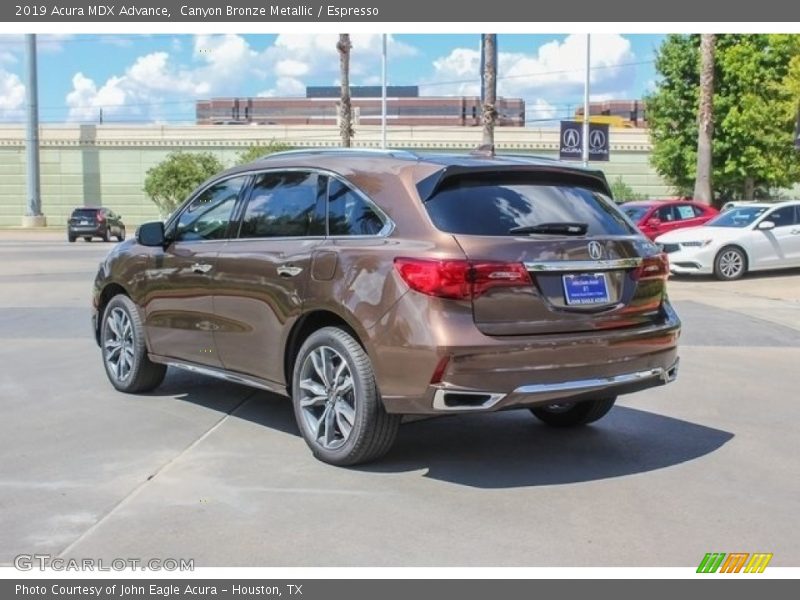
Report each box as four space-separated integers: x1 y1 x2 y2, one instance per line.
2 0 796 22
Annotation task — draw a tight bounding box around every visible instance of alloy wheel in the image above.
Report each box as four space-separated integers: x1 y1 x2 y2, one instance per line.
104 307 135 381
298 345 356 450
719 250 744 279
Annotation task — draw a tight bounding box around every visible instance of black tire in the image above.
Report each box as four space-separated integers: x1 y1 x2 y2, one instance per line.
117 228 126 242
83 236 92 242
714 246 747 281
102 229 110 242
100 294 166 393
530 397 617 427
291 326 400 466
68 235 75 243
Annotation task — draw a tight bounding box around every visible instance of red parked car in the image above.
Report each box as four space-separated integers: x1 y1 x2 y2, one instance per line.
621 200 719 240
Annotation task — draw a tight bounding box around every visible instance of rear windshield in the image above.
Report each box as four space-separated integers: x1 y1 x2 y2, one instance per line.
424 177 636 236
71 209 99 219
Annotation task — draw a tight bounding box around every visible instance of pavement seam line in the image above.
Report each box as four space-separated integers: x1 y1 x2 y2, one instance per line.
55 390 258 558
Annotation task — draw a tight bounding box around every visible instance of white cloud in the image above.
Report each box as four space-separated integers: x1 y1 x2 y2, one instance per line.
259 34 418 96
422 35 637 122
64 34 420 122
0 68 25 118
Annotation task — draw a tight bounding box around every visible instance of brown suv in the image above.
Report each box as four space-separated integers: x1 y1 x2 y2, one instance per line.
92 150 680 465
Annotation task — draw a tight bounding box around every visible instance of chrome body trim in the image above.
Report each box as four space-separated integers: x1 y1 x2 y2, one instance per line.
149 356 286 395
432 388 507 411
524 257 643 272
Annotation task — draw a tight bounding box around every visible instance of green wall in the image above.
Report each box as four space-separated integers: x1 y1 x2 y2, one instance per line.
0 128 671 228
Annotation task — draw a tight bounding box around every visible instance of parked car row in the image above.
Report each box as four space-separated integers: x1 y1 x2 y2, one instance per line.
620 198 800 280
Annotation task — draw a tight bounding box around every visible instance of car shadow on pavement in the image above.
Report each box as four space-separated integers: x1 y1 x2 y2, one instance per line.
165 371 733 489
360 407 734 488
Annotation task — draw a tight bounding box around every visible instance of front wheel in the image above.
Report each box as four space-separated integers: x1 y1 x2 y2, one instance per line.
530 397 616 427
292 327 400 466
101 295 166 393
714 246 747 281
116 228 126 242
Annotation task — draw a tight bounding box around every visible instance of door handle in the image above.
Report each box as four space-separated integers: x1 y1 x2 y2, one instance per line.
191 262 213 274
277 265 304 277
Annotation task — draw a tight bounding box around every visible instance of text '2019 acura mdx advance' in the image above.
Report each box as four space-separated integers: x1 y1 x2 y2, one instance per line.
92 150 680 465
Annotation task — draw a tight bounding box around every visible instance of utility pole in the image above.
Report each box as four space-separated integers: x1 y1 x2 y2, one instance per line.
582 34 591 167
23 33 44 227
480 34 497 151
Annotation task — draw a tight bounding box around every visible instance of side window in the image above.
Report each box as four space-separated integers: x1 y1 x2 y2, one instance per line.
692 205 706 217
174 176 247 242
765 206 799 228
675 205 696 220
327 179 385 236
238 171 325 238
656 205 675 222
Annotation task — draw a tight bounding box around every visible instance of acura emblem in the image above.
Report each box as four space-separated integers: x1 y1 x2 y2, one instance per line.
562 128 580 148
589 129 606 151
588 241 603 260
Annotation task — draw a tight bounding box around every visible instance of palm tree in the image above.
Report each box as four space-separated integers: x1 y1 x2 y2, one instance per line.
693 34 715 204
337 34 353 148
481 34 497 151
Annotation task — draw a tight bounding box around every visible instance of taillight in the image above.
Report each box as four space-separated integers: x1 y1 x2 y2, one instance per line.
633 253 670 281
393 258 531 299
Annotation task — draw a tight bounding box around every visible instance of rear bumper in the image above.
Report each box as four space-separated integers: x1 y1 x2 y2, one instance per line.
373 294 681 415
429 359 679 412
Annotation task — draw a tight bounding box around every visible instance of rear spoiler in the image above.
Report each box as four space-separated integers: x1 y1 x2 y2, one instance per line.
416 165 613 202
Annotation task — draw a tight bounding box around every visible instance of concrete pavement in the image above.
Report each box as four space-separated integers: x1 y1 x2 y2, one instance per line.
0 232 798 567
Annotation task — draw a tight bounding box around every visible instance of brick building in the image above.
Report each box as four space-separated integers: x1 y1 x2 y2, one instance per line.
197 86 525 127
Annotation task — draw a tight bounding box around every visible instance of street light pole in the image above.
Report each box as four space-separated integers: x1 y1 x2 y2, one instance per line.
582 33 591 167
24 33 44 227
381 34 387 149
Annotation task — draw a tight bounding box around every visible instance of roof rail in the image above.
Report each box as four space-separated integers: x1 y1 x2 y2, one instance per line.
257 148 420 161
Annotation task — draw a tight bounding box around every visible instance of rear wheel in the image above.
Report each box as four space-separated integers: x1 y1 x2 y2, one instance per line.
116 228 126 242
714 246 747 281
101 294 166 393
102 229 110 242
530 397 616 427
292 327 400 466
68 235 75 243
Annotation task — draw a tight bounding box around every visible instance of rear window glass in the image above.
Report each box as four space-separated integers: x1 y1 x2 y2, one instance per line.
425 178 636 236
71 209 98 219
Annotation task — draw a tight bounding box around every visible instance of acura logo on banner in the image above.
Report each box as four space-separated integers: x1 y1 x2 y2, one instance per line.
559 121 610 161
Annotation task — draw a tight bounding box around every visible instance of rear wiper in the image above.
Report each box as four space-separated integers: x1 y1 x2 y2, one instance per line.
508 222 588 236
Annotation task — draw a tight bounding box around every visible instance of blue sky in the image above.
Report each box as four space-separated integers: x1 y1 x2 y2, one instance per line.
0 34 664 124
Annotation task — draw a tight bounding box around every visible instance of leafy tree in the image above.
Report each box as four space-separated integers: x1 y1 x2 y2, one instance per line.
143 151 224 217
609 176 645 202
236 141 293 165
647 34 800 201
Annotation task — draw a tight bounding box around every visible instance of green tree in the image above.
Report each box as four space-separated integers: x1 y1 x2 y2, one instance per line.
647 34 800 201
235 141 293 165
143 151 224 217
609 176 645 202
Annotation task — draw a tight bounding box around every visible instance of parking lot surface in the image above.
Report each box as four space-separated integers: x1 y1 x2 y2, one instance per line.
1 232 798 567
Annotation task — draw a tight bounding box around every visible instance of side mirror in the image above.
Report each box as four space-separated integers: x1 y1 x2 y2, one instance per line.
757 220 776 231
136 221 166 246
